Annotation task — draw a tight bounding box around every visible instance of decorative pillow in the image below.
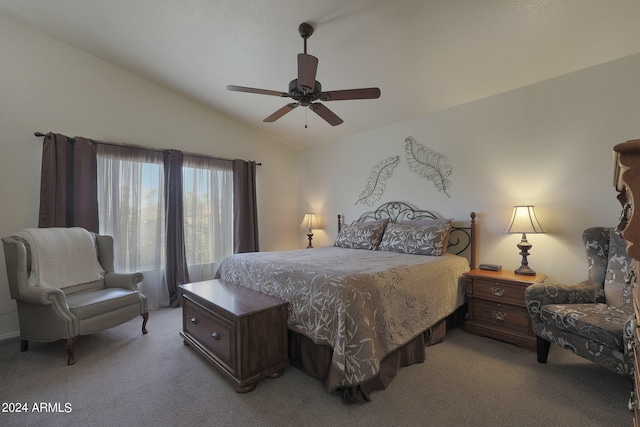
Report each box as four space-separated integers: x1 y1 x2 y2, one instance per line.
334 219 389 250
379 222 451 256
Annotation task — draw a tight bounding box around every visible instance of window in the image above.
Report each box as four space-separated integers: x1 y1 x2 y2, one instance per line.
97 145 167 309
96 146 234 309
182 156 233 282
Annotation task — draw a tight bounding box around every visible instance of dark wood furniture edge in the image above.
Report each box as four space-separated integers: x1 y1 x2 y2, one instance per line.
615 141 640 261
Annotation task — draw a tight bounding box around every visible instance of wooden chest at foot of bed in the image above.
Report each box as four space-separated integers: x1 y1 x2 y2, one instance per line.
463 269 546 352
179 279 289 393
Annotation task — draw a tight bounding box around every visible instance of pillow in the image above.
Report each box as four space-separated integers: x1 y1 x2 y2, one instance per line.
334 219 389 250
397 218 452 249
379 222 451 256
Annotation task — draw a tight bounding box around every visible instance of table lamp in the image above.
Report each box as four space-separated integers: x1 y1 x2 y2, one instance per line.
300 213 320 248
505 205 544 276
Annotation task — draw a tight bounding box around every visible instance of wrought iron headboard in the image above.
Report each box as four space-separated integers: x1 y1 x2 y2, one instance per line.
337 201 476 269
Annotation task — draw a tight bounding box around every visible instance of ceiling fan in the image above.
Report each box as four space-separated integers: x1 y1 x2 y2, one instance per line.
227 23 381 126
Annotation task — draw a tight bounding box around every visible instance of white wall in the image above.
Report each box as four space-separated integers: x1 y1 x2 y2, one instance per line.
0 15 301 338
302 53 640 285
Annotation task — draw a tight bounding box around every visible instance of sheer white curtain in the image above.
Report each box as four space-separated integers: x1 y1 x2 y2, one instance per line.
182 155 234 282
96 145 169 310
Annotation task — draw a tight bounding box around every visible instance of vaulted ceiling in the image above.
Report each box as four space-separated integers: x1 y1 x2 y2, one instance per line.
2 0 640 149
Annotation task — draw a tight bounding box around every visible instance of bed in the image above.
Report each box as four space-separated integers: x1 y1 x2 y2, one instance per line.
215 201 476 402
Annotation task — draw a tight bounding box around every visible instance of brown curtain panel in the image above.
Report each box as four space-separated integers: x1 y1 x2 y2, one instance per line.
38 133 98 232
232 160 259 253
164 149 190 307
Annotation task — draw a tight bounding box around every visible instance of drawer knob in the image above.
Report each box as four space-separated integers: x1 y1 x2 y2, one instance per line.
211 332 220 341
491 286 505 297
190 317 198 325
492 310 506 321
620 202 632 223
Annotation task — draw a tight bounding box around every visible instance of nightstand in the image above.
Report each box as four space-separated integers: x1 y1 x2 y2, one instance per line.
463 269 546 351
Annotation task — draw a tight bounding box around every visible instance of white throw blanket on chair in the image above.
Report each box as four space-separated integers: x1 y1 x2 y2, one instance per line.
15 227 105 289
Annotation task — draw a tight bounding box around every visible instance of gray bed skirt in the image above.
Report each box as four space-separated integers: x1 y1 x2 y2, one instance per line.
287 304 466 403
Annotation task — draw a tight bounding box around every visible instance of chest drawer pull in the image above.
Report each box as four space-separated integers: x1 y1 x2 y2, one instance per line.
190 317 198 324
491 286 505 297
211 332 220 340
620 202 632 223
492 310 506 321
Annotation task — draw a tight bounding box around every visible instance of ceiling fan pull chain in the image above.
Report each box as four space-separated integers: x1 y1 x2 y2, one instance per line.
305 108 308 128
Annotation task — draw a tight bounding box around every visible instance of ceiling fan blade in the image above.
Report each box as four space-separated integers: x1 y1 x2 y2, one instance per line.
320 88 381 101
297 53 318 92
264 103 299 122
309 103 343 126
227 85 288 97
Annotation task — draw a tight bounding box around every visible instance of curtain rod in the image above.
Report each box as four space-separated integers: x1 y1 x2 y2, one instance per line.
34 132 262 166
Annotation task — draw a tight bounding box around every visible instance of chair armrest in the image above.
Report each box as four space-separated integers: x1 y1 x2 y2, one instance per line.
525 280 605 323
17 286 66 306
526 280 604 305
104 272 144 291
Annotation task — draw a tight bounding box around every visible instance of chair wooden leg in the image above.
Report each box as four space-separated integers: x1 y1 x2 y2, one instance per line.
536 336 551 364
141 312 149 335
20 339 28 352
66 336 78 365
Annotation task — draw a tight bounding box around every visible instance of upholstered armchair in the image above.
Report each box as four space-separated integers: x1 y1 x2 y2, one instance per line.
2 227 148 365
525 227 634 376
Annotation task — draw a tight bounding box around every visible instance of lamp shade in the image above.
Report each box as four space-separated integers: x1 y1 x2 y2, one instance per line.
505 206 544 234
300 213 320 230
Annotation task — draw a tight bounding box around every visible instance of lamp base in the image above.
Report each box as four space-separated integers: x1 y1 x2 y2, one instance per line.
514 233 536 276
306 232 314 249
514 265 536 276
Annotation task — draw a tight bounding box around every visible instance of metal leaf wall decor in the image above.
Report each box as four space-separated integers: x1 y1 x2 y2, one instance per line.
355 155 400 206
404 136 452 198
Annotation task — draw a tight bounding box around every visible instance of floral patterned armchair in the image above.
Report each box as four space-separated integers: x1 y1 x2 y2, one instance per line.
525 227 634 376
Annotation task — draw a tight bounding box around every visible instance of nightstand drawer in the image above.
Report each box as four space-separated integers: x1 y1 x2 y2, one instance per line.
184 299 234 369
472 299 530 335
463 269 544 351
472 279 526 306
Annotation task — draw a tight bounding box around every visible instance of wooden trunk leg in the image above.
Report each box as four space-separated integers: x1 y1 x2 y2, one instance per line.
20 339 28 352
536 336 551 364
234 382 257 393
66 336 78 365
141 312 149 335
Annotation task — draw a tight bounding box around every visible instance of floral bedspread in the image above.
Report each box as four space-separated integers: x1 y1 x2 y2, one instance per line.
215 246 469 390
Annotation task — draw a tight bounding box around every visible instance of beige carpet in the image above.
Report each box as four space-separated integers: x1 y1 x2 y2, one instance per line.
0 307 632 427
